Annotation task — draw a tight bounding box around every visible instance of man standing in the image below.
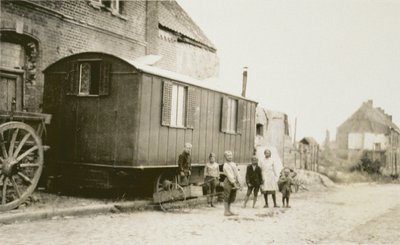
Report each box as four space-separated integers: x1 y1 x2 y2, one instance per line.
223 150 241 216
178 143 192 186
243 155 262 208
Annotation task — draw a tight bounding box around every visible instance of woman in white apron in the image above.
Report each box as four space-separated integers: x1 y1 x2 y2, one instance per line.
259 149 279 208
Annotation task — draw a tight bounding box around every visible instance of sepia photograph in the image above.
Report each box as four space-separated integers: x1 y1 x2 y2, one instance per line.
0 0 399 244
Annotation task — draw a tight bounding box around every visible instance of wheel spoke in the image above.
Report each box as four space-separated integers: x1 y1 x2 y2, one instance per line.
8 128 19 157
12 133 31 158
16 145 38 162
2 177 7 205
20 163 40 168
17 172 32 185
0 156 4 163
10 177 21 198
0 175 4 186
0 133 8 159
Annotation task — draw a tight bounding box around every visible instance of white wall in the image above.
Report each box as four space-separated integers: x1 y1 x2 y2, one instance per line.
348 132 388 150
348 133 363 150
364 133 387 150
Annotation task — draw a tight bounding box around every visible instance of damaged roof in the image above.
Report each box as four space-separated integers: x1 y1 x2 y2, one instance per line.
338 101 400 134
300 137 319 146
159 1 216 51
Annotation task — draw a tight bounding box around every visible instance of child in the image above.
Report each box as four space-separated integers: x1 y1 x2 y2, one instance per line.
243 155 262 208
278 167 296 208
204 153 220 207
222 150 241 216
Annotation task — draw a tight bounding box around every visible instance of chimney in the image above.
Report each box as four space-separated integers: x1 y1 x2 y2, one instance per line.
388 115 393 121
241 67 248 97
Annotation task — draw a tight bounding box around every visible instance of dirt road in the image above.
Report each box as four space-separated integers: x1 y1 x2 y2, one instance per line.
1 183 399 244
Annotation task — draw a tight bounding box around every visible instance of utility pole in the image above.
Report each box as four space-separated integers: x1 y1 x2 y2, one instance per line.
293 117 297 168
282 127 285 166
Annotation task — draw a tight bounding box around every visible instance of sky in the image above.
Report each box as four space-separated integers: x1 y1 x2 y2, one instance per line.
176 0 400 143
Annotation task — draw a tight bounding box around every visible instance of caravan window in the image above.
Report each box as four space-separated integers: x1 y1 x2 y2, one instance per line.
226 98 238 133
78 61 100 95
170 84 187 127
161 81 197 129
67 60 111 96
221 96 244 134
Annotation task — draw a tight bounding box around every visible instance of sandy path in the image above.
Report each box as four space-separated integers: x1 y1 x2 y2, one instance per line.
1 183 399 245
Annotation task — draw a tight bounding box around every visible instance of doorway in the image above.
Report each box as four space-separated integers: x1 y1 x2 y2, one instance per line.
0 72 23 111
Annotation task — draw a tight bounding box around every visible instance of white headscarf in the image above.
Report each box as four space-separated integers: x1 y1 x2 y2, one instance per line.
255 145 283 175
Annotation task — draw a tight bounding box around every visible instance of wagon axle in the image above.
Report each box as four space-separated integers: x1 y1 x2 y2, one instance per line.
1 157 21 176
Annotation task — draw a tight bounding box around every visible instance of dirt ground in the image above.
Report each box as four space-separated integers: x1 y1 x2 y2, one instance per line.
0 190 113 217
1 182 399 245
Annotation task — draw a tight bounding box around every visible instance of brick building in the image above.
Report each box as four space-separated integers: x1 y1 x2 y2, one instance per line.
0 0 219 112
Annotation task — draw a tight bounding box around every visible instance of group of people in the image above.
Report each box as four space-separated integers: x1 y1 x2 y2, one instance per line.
177 143 296 217
243 150 297 210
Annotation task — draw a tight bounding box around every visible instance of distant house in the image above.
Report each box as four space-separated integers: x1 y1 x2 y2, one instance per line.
255 107 293 166
336 100 400 175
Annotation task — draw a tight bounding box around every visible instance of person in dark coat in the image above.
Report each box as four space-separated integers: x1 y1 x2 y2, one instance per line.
243 155 263 208
178 143 192 186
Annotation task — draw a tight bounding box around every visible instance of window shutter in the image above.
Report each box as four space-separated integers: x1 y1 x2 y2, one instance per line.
67 62 79 95
186 86 198 129
221 96 228 132
99 61 111 96
162 80 173 126
236 100 245 134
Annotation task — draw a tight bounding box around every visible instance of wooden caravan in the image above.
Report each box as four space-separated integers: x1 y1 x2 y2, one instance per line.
43 52 257 193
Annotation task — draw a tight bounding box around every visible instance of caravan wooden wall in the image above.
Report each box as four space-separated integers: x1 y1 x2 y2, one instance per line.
43 53 140 168
135 74 257 167
43 53 257 171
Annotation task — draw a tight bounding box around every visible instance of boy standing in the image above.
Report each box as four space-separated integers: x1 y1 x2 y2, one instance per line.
222 150 241 216
204 153 220 207
243 156 262 208
278 167 296 208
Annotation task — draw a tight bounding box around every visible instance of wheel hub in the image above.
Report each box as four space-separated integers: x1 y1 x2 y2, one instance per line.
2 158 17 177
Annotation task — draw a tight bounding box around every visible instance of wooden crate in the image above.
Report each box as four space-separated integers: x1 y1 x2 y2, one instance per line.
153 189 186 203
183 185 203 198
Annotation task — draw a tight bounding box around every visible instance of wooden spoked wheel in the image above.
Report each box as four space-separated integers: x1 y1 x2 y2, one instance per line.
0 122 44 211
154 173 187 212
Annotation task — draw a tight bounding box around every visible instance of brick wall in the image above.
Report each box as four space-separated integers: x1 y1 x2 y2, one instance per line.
157 29 219 80
176 41 219 80
1 1 148 111
34 0 148 44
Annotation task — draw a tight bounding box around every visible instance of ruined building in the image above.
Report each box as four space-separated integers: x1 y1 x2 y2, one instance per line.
336 100 400 175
